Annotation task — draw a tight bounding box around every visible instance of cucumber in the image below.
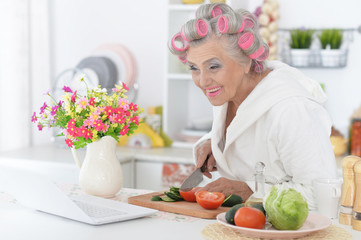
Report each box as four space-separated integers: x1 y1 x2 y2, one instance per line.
225 203 245 225
164 191 183 201
160 196 176 202
151 196 162 201
222 194 243 207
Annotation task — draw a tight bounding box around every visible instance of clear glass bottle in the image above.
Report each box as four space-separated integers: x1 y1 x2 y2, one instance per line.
245 162 266 206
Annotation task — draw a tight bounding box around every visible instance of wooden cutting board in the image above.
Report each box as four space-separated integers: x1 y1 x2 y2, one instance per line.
128 191 230 219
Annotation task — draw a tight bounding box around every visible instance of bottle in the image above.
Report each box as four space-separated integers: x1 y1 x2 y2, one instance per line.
245 162 266 206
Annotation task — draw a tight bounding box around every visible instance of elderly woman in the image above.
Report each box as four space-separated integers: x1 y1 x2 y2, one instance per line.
168 3 337 209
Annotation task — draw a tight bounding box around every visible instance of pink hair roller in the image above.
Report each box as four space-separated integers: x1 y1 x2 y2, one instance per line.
180 27 190 42
171 33 189 52
218 16 245 34
244 18 254 29
238 32 254 50
178 54 187 63
256 46 269 61
212 6 222 18
249 46 265 59
237 17 245 33
217 15 229 34
254 63 264 73
196 19 208 37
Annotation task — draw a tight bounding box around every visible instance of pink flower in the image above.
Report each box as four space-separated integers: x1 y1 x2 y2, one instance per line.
84 130 93 140
118 99 129 111
89 97 95 106
77 126 91 139
109 114 117 124
114 107 124 115
115 115 125 125
68 118 76 127
119 125 129 136
40 102 47 114
58 100 63 106
130 116 140 125
93 119 105 131
71 91 77 102
31 112 37 123
122 82 129 91
129 103 138 112
37 124 43 131
112 87 121 93
77 97 88 109
65 138 74 148
62 86 73 93
104 106 115 116
50 105 59 116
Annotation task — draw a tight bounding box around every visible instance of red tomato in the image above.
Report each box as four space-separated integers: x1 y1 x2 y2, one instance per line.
179 187 200 202
195 190 225 210
234 207 266 229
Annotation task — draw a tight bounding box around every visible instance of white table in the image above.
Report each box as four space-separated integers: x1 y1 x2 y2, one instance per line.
1 186 361 240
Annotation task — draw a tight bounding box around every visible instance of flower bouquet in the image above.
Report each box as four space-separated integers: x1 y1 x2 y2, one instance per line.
31 78 143 149
31 77 143 197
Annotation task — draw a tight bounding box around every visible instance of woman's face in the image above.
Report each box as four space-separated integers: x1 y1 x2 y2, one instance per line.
186 38 250 106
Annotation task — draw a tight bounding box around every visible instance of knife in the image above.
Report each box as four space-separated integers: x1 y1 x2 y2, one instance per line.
180 157 208 192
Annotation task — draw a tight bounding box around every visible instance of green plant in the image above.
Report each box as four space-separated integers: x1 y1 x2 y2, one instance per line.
290 29 315 49
318 29 343 49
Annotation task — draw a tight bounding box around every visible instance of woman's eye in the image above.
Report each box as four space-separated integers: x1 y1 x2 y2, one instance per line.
189 65 198 71
210 65 220 70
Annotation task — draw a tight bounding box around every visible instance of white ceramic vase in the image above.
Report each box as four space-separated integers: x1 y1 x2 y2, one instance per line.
72 136 123 198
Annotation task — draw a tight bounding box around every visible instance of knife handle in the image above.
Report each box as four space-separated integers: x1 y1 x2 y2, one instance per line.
200 156 209 173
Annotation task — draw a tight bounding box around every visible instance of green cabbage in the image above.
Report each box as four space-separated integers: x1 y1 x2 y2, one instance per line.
264 186 309 230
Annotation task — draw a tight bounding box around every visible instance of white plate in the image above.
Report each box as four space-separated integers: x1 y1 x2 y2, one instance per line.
217 212 331 239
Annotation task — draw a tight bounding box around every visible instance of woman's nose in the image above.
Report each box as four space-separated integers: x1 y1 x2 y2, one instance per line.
199 71 211 87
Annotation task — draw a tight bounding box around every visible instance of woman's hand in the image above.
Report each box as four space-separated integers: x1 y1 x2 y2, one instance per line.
198 177 253 199
195 139 216 178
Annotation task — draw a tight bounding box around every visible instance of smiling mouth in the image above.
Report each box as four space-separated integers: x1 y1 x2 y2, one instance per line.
206 87 222 97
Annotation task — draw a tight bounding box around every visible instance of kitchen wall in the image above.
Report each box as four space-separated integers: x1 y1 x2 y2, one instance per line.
45 0 361 147
49 0 167 118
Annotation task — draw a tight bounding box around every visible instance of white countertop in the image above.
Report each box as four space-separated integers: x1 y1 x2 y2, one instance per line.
0 188 360 240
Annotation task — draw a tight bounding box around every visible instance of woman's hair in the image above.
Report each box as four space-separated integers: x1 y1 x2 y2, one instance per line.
168 3 269 73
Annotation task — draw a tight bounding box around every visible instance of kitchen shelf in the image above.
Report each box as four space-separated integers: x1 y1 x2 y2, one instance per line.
163 0 246 147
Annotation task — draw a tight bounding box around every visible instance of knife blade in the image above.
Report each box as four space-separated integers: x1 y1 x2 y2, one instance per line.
180 157 208 192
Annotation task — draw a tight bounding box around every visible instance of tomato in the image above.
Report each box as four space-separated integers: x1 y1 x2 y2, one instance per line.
195 190 225 210
234 207 266 229
179 187 200 202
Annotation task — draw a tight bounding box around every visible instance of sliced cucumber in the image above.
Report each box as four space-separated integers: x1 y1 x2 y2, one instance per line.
160 196 176 202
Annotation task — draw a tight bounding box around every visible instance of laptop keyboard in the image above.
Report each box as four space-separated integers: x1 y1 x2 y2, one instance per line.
73 200 127 219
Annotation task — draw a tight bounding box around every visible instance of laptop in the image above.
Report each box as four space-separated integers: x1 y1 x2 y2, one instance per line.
0 165 157 225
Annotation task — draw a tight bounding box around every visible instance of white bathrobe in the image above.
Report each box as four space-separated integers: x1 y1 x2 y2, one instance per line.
194 61 337 210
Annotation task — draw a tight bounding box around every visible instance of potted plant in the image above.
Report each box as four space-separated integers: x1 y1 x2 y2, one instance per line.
289 28 315 67
318 29 345 67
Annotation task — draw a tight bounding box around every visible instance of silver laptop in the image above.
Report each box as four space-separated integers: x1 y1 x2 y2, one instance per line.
0 165 157 225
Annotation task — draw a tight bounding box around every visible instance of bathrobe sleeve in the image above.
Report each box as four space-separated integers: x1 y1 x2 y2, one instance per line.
270 97 337 210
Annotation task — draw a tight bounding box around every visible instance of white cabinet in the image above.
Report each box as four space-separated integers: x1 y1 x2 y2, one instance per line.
163 0 247 147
